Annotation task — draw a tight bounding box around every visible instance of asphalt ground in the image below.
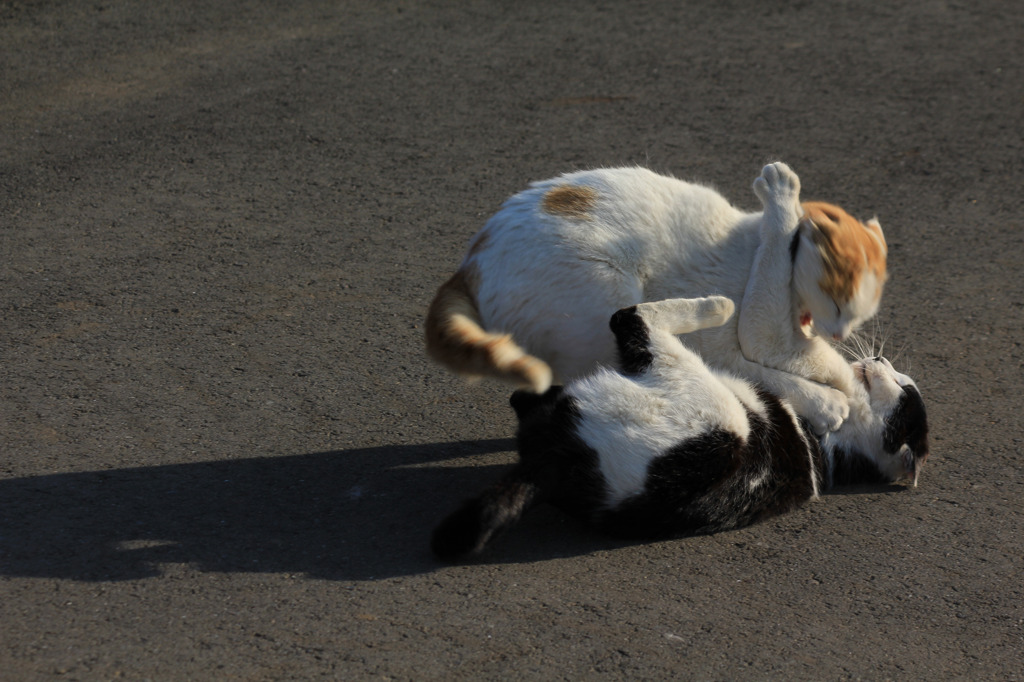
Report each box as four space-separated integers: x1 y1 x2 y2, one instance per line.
2 1 1022 678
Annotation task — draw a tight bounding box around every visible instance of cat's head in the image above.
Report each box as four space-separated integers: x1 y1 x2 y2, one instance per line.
793 202 888 341
828 356 930 487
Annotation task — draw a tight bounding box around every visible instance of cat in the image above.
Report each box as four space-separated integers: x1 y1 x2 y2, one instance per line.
431 295 929 562
425 162 888 434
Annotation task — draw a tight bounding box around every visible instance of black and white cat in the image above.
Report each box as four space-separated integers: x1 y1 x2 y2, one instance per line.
431 296 928 561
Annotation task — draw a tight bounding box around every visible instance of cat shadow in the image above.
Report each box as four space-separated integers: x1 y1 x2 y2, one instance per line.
824 483 910 496
0 438 622 582
0 439 913 582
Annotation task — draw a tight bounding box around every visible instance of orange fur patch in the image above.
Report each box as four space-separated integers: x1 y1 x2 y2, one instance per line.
802 201 887 302
424 266 552 391
424 267 480 362
541 185 598 218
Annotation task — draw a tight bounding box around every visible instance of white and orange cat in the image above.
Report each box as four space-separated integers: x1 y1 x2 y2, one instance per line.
425 162 888 434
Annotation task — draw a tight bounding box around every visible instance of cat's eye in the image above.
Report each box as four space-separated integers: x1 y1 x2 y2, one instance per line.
832 301 841 317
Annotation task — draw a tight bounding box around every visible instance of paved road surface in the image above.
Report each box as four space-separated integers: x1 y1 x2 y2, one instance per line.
2 1 1022 678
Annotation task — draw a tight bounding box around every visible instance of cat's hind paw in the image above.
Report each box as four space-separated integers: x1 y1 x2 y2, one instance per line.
699 295 736 328
752 162 801 216
632 295 735 336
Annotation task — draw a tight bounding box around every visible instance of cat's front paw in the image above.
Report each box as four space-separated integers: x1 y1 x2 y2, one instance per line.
796 384 849 436
752 162 801 216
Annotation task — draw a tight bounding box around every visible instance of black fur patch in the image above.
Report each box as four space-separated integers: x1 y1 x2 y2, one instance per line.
599 389 817 539
789 230 801 263
510 386 564 420
883 385 929 460
431 497 494 560
515 393 607 522
598 428 742 539
609 306 654 375
829 446 888 487
738 390 820 521
430 464 549 562
431 387 574 561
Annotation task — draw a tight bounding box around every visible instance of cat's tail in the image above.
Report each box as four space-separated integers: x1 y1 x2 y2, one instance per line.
424 269 553 393
431 463 548 562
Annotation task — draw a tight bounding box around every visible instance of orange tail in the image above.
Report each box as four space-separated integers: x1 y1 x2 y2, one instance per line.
424 270 552 393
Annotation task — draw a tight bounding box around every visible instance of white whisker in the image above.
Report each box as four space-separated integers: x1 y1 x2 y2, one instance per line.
844 334 860 359
871 317 883 357
835 332 865 360
856 332 870 359
878 324 891 360
891 341 912 373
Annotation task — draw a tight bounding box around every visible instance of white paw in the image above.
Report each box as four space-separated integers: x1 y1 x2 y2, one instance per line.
700 295 735 326
795 384 849 436
752 162 801 212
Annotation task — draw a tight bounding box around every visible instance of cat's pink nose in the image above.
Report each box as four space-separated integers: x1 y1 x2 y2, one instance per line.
832 334 842 341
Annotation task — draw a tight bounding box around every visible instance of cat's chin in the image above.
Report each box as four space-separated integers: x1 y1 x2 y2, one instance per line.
809 317 850 342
